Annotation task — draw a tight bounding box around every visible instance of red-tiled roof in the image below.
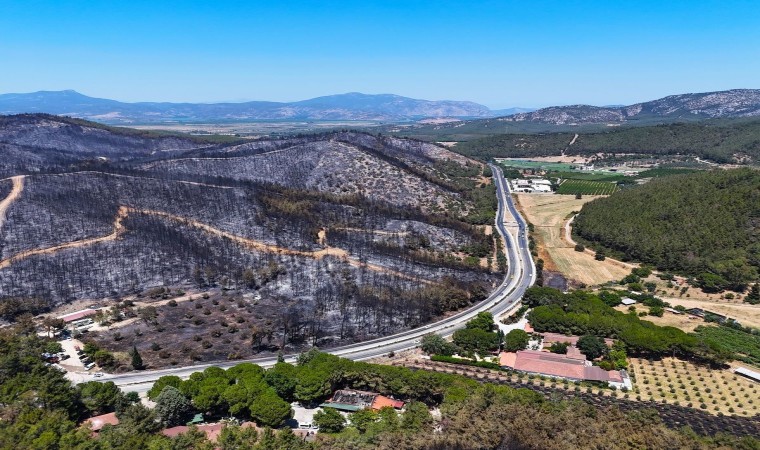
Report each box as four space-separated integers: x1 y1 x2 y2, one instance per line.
84 412 119 431
162 422 259 441
584 365 623 383
59 309 97 323
162 426 189 438
371 395 404 410
499 351 518 368
513 350 587 379
565 346 586 360
500 350 622 383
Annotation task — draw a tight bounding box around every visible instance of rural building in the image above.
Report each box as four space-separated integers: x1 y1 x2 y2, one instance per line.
320 389 404 412
84 412 119 434
621 297 636 306
499 349 630 389
735 367 760 384
686 308 705 317
58 308 97 323
510 178 553 193
162 422 258 441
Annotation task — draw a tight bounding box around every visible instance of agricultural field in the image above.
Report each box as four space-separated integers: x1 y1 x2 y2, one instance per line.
551 171 627 182
630 357 759 417
496 159 576 171
692 326 760 367
514 194 630 287
556 179 619 195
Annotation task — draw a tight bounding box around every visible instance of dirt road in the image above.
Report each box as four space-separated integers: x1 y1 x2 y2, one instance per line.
0 205 432 283
564 214 637 270
0 176 25 231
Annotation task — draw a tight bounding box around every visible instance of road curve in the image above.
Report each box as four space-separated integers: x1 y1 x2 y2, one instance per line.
99 163 535 392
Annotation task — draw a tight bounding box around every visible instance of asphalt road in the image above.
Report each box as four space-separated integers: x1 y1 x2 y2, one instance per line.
99 163 535 394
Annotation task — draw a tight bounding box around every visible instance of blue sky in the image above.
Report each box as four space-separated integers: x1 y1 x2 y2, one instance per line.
1 0 758 108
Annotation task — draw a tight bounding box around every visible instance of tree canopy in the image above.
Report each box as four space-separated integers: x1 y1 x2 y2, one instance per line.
573 169 760 292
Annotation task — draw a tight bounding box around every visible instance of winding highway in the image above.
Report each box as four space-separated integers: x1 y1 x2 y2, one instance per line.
98 163 535 394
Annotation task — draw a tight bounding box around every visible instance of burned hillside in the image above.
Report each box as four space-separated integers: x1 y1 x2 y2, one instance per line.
0 115 500 349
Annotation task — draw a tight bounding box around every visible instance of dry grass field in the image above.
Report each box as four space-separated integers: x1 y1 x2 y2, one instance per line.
629 357 759 417
614 305 706 332
637 277 760 329
515 193 630 287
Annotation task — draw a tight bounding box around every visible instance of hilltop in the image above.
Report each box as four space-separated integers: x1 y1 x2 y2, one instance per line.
504 89 760 125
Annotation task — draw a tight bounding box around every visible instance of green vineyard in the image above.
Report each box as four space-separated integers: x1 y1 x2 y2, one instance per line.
557 179 619 195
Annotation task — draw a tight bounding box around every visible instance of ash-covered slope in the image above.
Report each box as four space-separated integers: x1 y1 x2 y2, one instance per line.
0 114 214 178
0 116 498 349
0 114 207 154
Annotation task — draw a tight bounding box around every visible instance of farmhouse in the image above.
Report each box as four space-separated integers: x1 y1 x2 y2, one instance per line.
58 308 97 323
162 422 259 441
499 349 630 389
320 389 404 412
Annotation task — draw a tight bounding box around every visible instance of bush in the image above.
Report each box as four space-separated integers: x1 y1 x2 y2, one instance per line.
430 355 502 371
549 341 570 354
313 408 346 433
503 329 530 352
574 244 585 252
421 334 457 356
577 335 608 360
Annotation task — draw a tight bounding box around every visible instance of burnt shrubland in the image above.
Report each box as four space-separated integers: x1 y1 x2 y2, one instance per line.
0 115 498 352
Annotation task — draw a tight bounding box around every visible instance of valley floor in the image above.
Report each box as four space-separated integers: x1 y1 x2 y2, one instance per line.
513 193 630 287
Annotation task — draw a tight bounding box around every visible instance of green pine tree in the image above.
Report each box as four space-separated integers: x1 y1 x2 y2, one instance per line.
746 283 760 305
131 345 144 370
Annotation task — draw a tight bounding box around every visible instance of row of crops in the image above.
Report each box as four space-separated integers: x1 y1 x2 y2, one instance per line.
556 179 619 195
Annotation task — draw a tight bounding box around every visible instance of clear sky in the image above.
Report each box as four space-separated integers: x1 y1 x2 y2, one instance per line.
1 0 758 108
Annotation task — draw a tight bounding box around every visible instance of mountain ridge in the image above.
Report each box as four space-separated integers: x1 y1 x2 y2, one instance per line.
503 89 760 125
0 90 509 123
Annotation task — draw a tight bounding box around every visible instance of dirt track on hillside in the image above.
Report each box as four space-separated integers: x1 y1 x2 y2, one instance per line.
0 206 431 283
0 176 25 231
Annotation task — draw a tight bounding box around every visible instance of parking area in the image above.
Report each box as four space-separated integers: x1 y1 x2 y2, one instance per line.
291 404 322 430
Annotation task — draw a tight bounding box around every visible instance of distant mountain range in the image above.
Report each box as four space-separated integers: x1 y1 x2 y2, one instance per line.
0 90 524 123
502 89 760 125
2 89 758 126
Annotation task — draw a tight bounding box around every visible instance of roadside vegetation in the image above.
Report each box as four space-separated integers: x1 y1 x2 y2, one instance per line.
2 321 758 449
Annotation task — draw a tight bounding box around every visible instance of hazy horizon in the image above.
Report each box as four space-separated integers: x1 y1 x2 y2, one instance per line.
1 1 759 109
